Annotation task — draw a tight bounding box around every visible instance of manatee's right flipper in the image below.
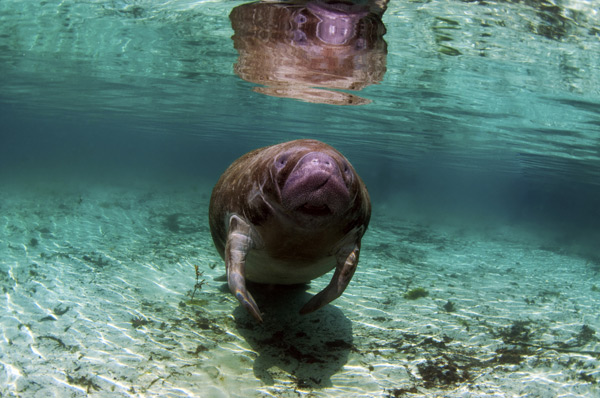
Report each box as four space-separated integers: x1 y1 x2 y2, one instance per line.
225 215 263 323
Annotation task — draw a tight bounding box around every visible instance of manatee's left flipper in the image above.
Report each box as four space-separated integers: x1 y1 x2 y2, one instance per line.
225 215 263 323
300 243 361 315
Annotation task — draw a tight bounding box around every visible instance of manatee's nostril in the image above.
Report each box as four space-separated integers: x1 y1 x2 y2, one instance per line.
294 13 307 25
311 157 332 168
300 152 338 173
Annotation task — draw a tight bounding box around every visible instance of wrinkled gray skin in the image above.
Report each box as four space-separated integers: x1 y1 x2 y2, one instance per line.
209 139 371 322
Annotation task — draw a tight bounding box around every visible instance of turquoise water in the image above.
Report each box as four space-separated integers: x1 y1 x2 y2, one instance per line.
1 0 599 396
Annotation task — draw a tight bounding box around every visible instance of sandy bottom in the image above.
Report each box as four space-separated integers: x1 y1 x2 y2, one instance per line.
1 182 599 397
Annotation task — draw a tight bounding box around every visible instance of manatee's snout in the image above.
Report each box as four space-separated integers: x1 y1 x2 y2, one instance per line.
307 1 370 45
281 151 351 216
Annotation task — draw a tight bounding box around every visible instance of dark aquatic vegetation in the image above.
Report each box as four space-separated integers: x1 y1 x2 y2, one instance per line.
53 304 70 316
566 324 597 348
82 253 110 269
442 300 456 312
417 358 471 388
498 320 533 343
187 265 206 302
403 287 429 300
66 374 101 394
130 316 150 329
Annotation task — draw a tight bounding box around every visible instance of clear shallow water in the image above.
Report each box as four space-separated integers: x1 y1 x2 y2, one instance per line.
1 0 600 396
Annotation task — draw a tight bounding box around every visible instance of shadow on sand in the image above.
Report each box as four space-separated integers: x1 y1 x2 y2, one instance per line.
230 283 354 388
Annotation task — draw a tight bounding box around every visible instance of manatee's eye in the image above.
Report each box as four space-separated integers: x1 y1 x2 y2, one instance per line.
341 161 350 174
274 153 290 170
341 161 353 182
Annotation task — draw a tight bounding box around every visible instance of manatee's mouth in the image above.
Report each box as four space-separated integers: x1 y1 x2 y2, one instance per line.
298 203 332 216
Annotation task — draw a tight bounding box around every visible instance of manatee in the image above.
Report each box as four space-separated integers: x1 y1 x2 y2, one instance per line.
209 139 371 322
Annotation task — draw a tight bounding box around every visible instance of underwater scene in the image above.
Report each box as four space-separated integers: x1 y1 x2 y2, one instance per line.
1 0 600 397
